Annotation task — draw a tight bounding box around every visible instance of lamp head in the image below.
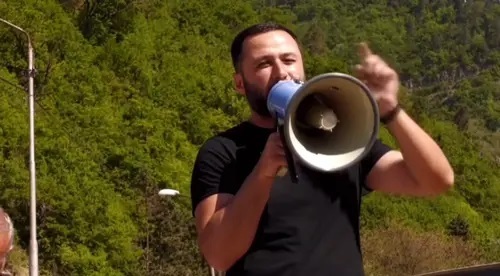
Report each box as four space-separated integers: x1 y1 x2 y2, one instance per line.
158 189 180 197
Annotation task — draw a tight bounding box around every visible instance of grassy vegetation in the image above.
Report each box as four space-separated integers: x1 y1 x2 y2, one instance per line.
0 0 498 275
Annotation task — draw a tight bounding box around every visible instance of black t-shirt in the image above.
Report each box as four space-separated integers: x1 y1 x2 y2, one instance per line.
190 121 392 276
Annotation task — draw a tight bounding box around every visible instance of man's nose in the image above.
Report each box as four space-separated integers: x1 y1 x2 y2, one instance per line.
274 63 292 80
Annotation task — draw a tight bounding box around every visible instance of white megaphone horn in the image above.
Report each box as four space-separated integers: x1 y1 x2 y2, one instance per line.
267 72 380 182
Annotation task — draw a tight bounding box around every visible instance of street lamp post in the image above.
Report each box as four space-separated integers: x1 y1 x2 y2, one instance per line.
0 18 38 276
155 189 180 274
157 190 223 276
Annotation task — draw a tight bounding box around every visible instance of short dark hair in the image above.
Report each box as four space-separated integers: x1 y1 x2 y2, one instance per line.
230 22 298 72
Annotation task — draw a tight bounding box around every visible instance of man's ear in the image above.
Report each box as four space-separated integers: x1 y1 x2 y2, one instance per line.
233 73 245 95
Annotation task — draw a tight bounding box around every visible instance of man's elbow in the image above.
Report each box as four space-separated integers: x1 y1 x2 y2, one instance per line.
444 167 455 188
198 237 236 272
439 164 455 189
428 167 455 196
203 251 235 272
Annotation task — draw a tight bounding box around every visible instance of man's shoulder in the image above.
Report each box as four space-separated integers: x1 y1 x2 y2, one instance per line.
196 122 252 159
209 122 250 144
190 122 257 212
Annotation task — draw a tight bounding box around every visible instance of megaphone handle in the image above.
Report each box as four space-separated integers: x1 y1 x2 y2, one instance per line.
277 123 298 183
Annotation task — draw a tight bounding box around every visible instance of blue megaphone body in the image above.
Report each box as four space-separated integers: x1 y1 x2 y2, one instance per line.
266 72 380 177
267 79 304 123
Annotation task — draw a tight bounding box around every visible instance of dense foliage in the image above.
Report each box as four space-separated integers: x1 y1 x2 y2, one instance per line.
0 0 498 275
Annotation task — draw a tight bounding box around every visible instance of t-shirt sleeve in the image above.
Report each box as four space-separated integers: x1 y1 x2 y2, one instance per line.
190 138 237 217
360 139 393 194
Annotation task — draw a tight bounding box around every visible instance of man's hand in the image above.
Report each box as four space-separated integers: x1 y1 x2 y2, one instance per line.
256 132 288 179
351 42 454 197
354 42 400 117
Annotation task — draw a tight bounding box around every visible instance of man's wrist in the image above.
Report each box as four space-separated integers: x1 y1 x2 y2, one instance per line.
380 104 402 125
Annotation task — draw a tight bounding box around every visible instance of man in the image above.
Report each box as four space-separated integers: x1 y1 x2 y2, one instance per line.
190 22 454 276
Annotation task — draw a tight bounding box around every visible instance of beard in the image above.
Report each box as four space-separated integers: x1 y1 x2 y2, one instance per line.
241 75 305 119
242 78 272 118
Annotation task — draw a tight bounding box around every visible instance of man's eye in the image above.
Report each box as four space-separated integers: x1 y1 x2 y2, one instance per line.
257 62 269 68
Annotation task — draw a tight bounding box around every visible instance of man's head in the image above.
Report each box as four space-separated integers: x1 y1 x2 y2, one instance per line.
231 22 305 118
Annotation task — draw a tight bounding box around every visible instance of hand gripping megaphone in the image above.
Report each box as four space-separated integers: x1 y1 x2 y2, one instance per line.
267 72 380 182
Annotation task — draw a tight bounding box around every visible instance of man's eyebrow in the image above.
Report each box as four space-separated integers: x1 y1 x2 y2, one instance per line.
253 52 297 63
281 52 297 57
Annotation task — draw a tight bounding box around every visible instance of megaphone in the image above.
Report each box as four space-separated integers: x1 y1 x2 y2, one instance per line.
267 72 380 182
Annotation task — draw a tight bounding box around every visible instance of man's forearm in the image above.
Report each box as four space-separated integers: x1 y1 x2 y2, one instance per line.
386 109 454 193
199 166 274 271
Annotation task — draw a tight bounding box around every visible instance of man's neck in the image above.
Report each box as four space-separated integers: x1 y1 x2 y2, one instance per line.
248 113 276 130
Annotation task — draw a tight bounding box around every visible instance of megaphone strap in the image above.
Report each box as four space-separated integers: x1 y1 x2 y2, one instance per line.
380 104 402 125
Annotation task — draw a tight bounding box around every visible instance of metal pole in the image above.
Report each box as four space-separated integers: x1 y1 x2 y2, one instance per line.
0 18 38 276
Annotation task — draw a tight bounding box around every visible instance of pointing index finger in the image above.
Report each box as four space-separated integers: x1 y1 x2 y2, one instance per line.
358 42 372 59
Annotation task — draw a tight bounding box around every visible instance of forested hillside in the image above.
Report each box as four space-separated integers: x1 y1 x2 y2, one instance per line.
0 0 499 275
